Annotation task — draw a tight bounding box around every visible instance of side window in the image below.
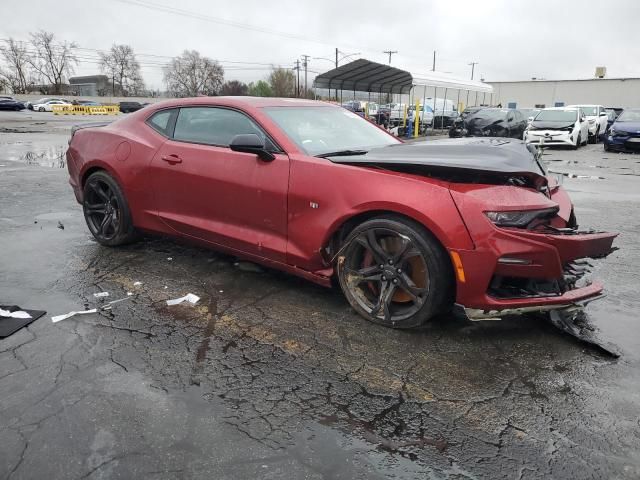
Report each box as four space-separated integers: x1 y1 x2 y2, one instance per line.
147 109 175 137
173 106 269 148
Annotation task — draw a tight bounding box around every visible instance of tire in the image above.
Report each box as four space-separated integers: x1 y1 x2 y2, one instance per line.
594 126 600 144
336 215 454 329
573 133 580 150
82 171 138 246
38 107 45 112
604 143 610 152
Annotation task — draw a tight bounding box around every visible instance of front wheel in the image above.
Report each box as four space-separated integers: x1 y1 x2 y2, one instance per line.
83 171 138 246
573 133 581 150
337 215 454 329
38 107 45 112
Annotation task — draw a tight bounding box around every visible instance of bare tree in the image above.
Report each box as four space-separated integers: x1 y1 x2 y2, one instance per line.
164 50 224 97
0 38 33 93
268 67 295 97
27 31 77 94
220 80 248 96
100 44 145 96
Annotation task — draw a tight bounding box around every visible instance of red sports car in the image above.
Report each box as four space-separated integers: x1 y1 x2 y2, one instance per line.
66 97 617 328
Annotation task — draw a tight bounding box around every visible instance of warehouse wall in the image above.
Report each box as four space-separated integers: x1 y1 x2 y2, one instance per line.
489 78 640 108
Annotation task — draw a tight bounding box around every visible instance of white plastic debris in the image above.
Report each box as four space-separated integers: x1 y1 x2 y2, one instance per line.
52 309 97 323
127 292 133 296
93 292 109 298
167 257 173 261
133 281 142 286
166 293 200 306
0 308 32 319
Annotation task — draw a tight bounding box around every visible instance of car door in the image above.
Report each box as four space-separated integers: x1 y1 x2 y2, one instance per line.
149 106 290 262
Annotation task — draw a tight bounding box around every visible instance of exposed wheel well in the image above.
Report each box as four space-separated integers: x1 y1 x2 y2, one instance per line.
81 167 106 188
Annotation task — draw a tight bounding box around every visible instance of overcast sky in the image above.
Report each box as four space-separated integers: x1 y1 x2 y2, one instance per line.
3 0 639 90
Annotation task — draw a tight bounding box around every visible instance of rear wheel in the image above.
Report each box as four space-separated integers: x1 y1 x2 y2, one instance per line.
337 215 454 329
83 171 138 246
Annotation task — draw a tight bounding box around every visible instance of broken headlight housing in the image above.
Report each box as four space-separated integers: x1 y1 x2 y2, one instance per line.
485 207 559 228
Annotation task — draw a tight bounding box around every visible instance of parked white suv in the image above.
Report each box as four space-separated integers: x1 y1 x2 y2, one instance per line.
567 105 608 142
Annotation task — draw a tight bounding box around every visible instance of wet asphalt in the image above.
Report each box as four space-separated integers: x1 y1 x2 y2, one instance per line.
1 110 639 479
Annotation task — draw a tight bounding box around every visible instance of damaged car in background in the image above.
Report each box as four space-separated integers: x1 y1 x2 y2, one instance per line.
524 107 589 149
66 97 617 328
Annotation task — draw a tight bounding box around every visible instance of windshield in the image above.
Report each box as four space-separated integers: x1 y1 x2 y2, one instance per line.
534 109 577 122
577 106 597 116
263 106 400 156
616 110 640 122
469 109 507 120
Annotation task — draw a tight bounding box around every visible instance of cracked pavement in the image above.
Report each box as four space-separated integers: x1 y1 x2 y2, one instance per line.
1 112 640 479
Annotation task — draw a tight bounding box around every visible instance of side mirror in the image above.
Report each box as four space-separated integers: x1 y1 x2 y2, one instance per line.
229 134 275 161
527 116 534 122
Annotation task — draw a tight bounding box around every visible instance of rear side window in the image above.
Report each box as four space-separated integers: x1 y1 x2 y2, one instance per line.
173 107 268 147
147 109 176 137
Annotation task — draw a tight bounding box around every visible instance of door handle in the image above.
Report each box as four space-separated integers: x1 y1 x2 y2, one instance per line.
161 154 182 164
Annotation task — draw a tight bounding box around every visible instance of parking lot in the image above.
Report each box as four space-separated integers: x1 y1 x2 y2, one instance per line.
1 110 640 479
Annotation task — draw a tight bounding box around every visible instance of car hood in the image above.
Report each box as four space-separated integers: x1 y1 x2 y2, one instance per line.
530 121 575 130
612 121 640 133
328 138 547 187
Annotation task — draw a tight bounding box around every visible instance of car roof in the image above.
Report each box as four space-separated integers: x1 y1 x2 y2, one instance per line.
567 104 601 107
147 96 333 110
543 107 580 111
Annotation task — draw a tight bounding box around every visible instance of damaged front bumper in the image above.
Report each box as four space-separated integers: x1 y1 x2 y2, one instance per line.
451 228 617 320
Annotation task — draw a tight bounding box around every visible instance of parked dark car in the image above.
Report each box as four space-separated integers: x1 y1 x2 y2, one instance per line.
119 101 143 113
74 100 102 106
449 108 526 139
604 108 640 152
0 98 25 111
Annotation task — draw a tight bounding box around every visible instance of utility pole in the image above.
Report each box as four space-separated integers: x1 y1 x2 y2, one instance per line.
468 61 478 80
301 54 310 97
335 47 339 68
383 50 398 65
432 51 436 71
294 59 300 97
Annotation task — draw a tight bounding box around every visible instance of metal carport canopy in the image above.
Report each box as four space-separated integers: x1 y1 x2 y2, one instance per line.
313 59 413 94
414 71 493 93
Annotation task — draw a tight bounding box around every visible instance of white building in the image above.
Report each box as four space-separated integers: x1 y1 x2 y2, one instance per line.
488 77 640 109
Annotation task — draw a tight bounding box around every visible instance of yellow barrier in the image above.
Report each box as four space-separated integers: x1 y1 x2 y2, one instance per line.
52 105 120 115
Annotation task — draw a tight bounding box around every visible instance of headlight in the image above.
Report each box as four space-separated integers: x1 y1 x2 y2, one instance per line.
485 207 559 228
611 128 626 137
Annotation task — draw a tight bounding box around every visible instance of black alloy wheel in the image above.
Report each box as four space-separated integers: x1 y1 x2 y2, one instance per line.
337 216 453 329
83 171 137 246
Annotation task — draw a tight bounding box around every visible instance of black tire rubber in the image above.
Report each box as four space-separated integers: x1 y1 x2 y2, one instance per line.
604 143 610 152
573 134 580 150
82 171 138 246
38 107 45 112
337 215 454 329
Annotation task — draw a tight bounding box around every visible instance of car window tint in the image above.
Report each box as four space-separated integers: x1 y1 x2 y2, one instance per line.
147 109 174 136
173 107 266 147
